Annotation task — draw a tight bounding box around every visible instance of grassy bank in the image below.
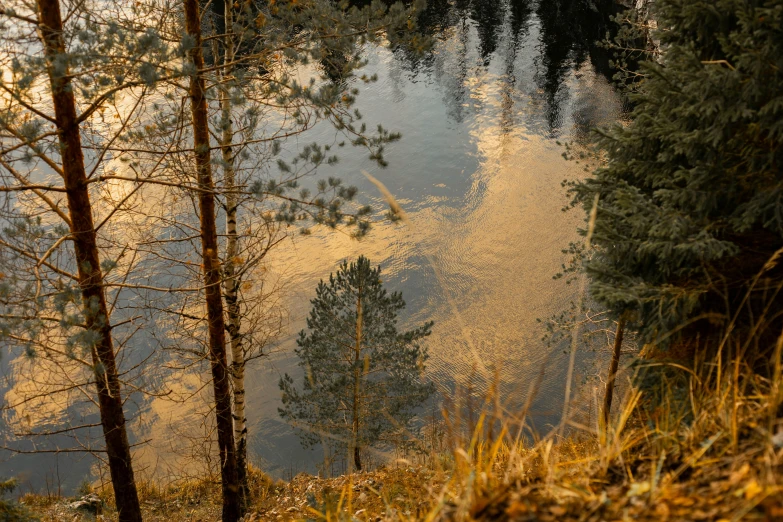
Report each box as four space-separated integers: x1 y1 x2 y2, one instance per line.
19 342 783 521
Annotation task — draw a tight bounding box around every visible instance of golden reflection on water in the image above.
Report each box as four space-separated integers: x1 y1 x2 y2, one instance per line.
266 125 580 388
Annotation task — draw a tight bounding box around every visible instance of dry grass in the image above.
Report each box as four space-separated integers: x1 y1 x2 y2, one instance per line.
23 466 279 521
271 332 783 521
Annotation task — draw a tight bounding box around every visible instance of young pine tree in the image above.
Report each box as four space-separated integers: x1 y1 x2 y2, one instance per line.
0 479 34 522
279 256 434 472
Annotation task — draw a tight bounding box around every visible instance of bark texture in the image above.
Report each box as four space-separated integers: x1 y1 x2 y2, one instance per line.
218 0 250 502
183 0 242 519
36 1 142 520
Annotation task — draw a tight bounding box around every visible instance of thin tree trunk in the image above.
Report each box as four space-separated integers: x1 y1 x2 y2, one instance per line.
183 0 241 519
36 2 141 520
218 0 250 502
352 287 363 472
603 315 627 427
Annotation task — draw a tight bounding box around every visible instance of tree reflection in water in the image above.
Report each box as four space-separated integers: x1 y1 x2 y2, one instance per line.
347 0 622 136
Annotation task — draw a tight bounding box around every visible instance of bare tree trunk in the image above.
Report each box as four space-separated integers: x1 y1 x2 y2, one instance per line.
353 445 362 472
603 315 627 427
352 288 363 472
183 0 242 519
36 1 141 520
218 1 250 501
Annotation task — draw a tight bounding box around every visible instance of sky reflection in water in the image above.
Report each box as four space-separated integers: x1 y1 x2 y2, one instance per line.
1 0 624 488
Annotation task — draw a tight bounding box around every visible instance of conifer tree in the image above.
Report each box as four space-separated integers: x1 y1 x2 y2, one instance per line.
572 0 783 363
0 479 34 522
0 1 178 519
182 0 244 517
279 256 434 472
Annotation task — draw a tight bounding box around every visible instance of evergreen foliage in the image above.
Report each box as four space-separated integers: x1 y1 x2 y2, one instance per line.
0 479 36 522
572 0 783 355
279 256 434 470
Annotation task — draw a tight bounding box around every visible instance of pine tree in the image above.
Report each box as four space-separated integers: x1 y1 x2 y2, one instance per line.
0 479 35 522
571 0 783 365
0 1 179 519
182 0 245 517
279 256 434 472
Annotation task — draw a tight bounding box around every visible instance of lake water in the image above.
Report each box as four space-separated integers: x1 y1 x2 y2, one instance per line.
0 0 625 491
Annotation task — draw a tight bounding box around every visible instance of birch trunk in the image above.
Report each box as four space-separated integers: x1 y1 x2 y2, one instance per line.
183 0 242 519
218 0 250 501
36 1 142 520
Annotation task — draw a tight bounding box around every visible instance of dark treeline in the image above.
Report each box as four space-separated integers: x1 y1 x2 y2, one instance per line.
204 0 628 133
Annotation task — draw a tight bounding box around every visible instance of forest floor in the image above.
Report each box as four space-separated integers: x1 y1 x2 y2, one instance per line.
20 440 783 521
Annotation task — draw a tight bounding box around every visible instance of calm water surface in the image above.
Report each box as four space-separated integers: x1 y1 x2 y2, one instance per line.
1 0 624 490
